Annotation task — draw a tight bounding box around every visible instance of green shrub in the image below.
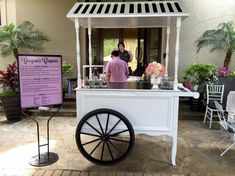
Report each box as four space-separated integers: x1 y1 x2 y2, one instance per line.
183 63 218 107
62 62 73 77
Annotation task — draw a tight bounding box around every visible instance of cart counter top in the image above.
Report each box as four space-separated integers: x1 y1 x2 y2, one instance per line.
76 82 199 99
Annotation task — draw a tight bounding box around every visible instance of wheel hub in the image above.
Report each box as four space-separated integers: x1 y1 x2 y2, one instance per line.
102 134 109 141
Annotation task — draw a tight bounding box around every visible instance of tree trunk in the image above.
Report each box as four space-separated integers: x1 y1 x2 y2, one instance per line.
13 49 19 60
224 50 232 68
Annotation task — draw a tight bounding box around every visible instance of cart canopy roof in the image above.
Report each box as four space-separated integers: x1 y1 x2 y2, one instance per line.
67 1 189 28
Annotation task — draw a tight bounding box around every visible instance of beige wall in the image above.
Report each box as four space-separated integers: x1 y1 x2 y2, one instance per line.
15 0 79 76
1 0 235 79
0 0 16 70
5 0 16 24
168 0 235 80
0 0 81 77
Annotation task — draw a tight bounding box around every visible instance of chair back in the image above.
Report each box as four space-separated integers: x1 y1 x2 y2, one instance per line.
214 100 228 130
206 84 224 105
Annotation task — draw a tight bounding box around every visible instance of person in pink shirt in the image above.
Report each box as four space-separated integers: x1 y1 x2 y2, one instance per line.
106 50 129 82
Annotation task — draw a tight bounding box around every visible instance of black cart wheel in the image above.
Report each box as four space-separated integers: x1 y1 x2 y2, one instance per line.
75 108 135 166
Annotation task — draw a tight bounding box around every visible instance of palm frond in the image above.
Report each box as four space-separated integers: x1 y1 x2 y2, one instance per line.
14 21 33 33
195 21 235 68
218 22 234 35
16 30 49 51
0 23 14 43
195 29 228 52
0 21 49 58
195 25 235 53
0 43 14 57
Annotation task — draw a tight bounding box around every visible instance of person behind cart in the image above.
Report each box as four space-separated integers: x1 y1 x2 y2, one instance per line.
106 50 129 82
117 42 132 63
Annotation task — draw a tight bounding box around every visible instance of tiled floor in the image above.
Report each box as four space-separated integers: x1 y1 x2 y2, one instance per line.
0 169 159 176
0 114 235 176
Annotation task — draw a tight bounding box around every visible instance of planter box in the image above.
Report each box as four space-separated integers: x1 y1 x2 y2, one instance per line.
0 95 21 121
190 97 205 112
218 77 235 108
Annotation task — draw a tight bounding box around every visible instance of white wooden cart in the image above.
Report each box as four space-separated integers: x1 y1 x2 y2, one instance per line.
67 1 199 166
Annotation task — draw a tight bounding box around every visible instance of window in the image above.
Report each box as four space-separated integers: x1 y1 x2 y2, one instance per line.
0 0 6 27
103 29 119 62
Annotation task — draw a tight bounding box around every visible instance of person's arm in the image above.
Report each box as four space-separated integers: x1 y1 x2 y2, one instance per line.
106 62 112 81
125 64 129 78
105 73 110 81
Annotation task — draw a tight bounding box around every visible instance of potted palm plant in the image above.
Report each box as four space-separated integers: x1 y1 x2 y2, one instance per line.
0 62 20 121
195 21 235 68
0 21 49 121
196 22 235 108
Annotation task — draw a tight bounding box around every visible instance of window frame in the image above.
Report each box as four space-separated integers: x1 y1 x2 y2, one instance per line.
0 0 6 27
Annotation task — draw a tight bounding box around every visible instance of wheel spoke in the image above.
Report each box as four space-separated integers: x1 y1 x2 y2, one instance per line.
80 132 101 137
105 113 110 134
107 119 121 135
109 129 129 136
85 121 102 135
82 137 102 146
106 141 114 161
109 137 130 143
76 109 135 165
89 140 103 155
101 141 105 161
96 114 104 134
107 139 124 154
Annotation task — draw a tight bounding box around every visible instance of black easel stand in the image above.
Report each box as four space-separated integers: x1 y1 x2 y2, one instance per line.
22 105 62 167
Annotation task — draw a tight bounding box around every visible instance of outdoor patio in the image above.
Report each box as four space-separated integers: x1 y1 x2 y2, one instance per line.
0 111 235 176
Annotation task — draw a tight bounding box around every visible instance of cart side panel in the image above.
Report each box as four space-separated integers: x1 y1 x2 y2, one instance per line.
77 90 179 136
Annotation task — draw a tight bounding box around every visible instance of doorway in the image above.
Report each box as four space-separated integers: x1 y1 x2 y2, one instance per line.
89 28 162 76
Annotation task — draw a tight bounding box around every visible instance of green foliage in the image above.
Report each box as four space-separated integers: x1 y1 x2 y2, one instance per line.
195 22 235 68
0 90 18 96
0 21 49 59
229 70 235 77
103 39 118 57
62 62 73 92
183 63 218 107
0 21 49 96
183 64 218 86
62 62 73 77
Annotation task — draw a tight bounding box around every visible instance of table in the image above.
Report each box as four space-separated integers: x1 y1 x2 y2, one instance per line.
226 91 235 122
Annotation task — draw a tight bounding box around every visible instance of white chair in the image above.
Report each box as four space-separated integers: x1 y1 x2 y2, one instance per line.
214 101 235 156
203 84 224 128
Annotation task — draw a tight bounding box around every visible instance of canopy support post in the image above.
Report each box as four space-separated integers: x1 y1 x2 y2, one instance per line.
88 19 92 80
75 19 81 88
174 17 181 90
165 18 171 77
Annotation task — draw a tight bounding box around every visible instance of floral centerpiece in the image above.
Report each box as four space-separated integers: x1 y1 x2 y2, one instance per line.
145 61 166 89
146 61 166 77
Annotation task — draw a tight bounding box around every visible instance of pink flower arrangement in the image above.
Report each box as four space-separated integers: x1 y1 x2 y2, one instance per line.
218 66 229 77
145 61 166 77
184 80 191 89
